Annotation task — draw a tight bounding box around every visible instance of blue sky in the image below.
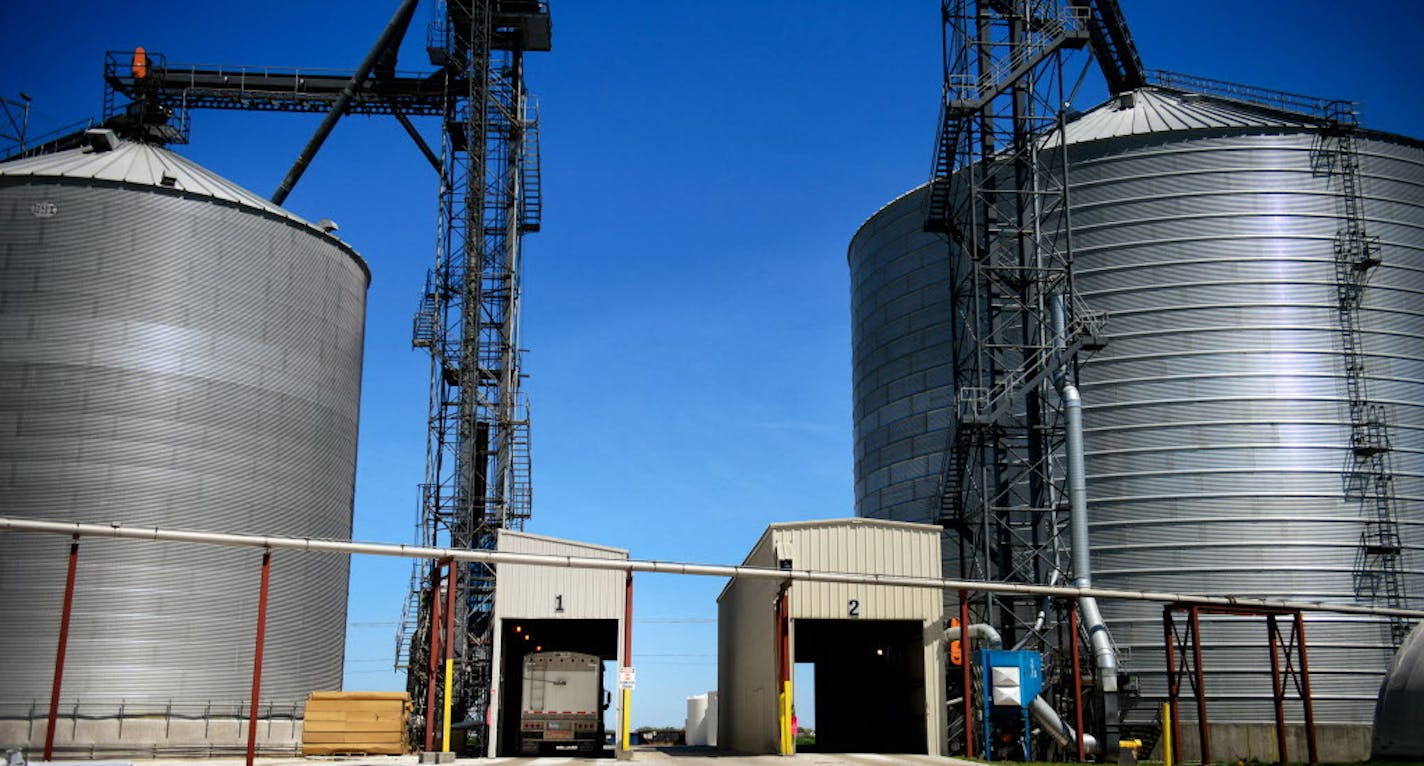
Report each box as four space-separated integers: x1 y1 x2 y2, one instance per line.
4 0 1421 729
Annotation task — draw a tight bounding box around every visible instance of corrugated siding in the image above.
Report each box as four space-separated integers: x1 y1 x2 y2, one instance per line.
494 531 627 620
0 179 368 715
777 522 942 622
849 123 1424 726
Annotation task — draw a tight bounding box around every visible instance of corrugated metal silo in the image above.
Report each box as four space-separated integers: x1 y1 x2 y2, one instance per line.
0 134 369 751
849 88 1424 746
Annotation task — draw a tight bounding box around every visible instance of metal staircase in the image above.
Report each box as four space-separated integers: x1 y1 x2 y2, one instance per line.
1321 101 1408 645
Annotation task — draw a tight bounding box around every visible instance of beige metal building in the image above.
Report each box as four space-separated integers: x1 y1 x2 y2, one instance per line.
717 519 947 755
488 530 629 757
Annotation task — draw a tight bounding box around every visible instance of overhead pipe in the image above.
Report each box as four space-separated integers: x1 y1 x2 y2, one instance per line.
3 517 1422 619
945 623 1099 753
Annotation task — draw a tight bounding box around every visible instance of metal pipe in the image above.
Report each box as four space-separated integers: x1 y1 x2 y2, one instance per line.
245 550 272 766
3 517 1423 619
44 536 79 761
1055 292 1122 755
270 0 419 205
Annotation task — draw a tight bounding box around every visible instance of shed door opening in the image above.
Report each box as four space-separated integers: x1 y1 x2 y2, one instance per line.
793 619 926 753
496 618 618 757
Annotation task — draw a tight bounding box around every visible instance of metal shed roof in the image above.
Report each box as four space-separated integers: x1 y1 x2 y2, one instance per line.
0 136 315 228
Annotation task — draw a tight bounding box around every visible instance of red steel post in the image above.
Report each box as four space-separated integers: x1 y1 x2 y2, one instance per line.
1163 608 1181 762
442 559 457 750
424 561 444 752
1189 606 1211 766
1267 615 1288 765
246 549 272 766
1069 598 1086 762
43 537 80 761
960 589 973 759
1294 611 1319 765
624 569 634 664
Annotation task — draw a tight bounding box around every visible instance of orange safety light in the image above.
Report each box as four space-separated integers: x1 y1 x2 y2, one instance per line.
950 617 962 665
132 47 148 79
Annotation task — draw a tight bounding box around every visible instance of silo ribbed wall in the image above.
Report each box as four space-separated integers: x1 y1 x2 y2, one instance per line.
850 103 1424 732
1070 130 1424 724
0 174 368 716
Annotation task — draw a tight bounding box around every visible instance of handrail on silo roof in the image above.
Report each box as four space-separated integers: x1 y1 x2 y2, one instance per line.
1145 69 1356 123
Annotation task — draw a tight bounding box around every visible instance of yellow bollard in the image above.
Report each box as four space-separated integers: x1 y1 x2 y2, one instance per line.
441 657 453 752
621 687 632 752
1162 702 1173 766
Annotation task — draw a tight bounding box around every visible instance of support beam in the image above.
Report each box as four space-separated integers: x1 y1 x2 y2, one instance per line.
246 550 272 766
43 537 79 761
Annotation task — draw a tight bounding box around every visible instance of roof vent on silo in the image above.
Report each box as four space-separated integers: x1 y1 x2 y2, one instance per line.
316 218 339 234
84 128 119 153
1117 92 1136 109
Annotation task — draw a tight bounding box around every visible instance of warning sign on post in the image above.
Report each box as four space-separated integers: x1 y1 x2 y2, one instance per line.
618 667 636 690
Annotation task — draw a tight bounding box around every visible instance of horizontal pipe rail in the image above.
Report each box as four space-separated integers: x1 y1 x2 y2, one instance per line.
3 517 1422 620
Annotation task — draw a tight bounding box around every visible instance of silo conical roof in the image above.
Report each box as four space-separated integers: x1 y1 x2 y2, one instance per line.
0 135 317 230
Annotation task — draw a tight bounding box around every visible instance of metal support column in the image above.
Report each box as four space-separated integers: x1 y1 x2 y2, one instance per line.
960 589 974 759
246 550 272 766
43 536 79 762
1267 614 1288 765
424 561 444 753
618 569 635 759
442 559 457 752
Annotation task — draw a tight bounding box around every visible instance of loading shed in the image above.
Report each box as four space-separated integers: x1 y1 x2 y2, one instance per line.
717 518 947 756
488 530 629 757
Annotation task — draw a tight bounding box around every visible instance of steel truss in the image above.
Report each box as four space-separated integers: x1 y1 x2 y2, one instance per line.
926 0 1110 756
1162 605 1320 766
399 0 545 751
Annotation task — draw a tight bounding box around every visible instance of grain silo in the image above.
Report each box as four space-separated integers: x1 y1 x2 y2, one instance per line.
850 87 1424 757
0 131 369 755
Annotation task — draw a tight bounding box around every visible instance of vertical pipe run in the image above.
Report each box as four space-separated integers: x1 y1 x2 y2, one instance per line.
246 550 272 766
959 590 974 759
43 537 80 761
1294 612 1319 766
424 561 444 753
1267 615 1288 765
1069 599 1086 762
442 560 457 752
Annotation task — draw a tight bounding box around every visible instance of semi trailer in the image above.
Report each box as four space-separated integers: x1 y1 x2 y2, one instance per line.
519 651 608 755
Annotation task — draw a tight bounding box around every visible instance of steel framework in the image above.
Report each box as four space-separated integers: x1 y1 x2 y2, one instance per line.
925 0 1107 755
1162 605 1320 766
398 1 546 750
